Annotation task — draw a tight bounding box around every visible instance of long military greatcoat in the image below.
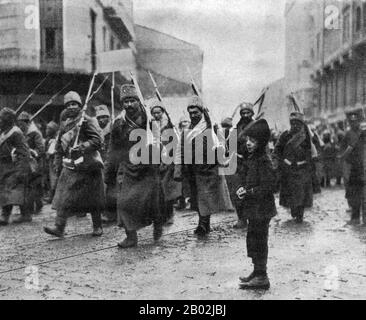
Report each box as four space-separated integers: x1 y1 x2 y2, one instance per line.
105 116 162 231
52 115 105 214
180 121 233 217
0 126 31 207
274 129 313 209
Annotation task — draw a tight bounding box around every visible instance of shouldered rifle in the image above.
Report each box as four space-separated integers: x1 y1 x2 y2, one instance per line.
129 71 154 145
16 73 51 116
62 72 97 169
148 71 179 136
30 79 74 122
111 72 115 124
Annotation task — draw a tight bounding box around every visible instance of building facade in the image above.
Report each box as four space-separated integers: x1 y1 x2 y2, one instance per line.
311 0 366 125
0 0 135 120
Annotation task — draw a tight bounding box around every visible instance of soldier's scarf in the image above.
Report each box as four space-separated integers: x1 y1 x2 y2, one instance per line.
186 116 220 150
284 123 318 159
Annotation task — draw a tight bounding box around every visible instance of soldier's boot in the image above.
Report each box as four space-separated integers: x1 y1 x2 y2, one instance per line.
0 206 12 226
239 260 270 290
118 230 138 249
349 206 361 225
13 206 33 224
34 199 43 215
43 217 66 238
233 219 248 229
295 207 304 224
239 270 257 283
91 212 103 237
195 215 211 237
153 220 164 242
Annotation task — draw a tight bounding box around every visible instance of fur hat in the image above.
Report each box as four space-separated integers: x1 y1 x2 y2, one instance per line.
239 102 254 115
289 111 306 124
149 98 165 114
64 91 82 106
187 95 204 111
346 110 362 122
221 117 233 128
18 111 31 121
0 108 16 126
95 105 110 118
120 84 139 103
243 118 271 148
46 121 59 133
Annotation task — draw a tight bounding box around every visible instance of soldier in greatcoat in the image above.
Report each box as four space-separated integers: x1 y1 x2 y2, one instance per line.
150 98 182 226
273 111 313 223
43 91 105 237
176 96 233 237
0 108 32 225
104 84 163 248
17 111 45 215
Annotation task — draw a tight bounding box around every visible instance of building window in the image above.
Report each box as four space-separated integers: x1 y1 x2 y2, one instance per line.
363 3 366 30
343 9 350 43
316 33 320 59
45 28 56 58
103 26 107 51
110 36 115 50
356 6 362 32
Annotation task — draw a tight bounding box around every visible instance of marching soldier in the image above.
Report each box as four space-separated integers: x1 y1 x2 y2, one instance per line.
94 105 117 224
0 108 32 225
338 111 363 224
43 91 105 237
150 98 182 226
105 84 163 248
177 96 232 237
273 110 313 223
95 105 112 162
17 111 45 215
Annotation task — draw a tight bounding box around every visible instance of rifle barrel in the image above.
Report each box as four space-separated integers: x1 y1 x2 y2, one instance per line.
16 73 51 115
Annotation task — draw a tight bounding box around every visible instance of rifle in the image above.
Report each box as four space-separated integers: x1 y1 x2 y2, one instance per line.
73 72 97 148
111 72 115 124
129 71 154 144
148 71 179 136
62 72 97 170
185 65 214 128
87 74 110 103
16 73 51 115
30 80 73 122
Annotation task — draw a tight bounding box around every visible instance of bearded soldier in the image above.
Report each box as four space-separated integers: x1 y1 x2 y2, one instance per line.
150 98 182 226
0 108 32 225
273 110 313 223
105 84 163 248
17 111 45 215
177 96 232 237
43 91 105 237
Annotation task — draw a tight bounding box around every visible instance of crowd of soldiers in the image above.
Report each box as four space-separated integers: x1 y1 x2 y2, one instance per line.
0 79 364 291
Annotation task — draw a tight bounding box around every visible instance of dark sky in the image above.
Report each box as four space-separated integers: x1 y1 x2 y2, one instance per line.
134 0 286 121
